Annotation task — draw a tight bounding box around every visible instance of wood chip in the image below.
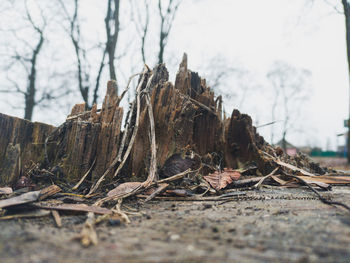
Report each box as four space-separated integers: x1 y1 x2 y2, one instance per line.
34 202 113 215
0 187 13 195
39 185 62 200
298 175 350 185
0 190 41 209
0 209 50 220
51 210 62 227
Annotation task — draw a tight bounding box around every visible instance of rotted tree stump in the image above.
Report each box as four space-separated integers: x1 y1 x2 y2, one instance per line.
0 114 54 185
0 54 322 189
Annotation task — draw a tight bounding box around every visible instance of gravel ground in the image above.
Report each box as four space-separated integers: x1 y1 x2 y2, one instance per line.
1 187 350 263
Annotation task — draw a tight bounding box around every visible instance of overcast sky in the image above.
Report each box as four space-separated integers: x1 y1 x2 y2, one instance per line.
166 0 348 150
0 0 348 150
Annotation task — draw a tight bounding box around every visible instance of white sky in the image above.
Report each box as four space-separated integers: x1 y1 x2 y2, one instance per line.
165 0 349 150
0 0 348 150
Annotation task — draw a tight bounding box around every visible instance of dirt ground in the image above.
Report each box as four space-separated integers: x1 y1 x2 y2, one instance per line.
311 157 350 171
1 186 350 263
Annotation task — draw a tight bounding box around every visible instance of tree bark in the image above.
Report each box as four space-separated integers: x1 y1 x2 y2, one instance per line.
105 0 120 85
24 33 44 120
342 0 350 163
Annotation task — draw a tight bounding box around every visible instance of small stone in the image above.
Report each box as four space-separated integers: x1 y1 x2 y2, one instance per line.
170 234 180 241
212 226 219 233
108 219 122 227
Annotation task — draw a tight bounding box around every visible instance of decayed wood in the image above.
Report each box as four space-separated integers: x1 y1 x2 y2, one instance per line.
45 80 124 184
0 113 54 185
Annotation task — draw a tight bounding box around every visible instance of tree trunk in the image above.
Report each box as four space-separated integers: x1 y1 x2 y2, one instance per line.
105 0 120 86
24 32 44 120
342 0 350 163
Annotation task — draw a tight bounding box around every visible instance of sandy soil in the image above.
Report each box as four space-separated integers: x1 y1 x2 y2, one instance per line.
1 187 350 263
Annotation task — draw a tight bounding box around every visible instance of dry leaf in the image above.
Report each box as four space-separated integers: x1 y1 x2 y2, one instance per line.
107 182 142 197
203 168 241 190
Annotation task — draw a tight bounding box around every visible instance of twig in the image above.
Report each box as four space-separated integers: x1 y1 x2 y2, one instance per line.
155 169 193 184
72 158 96 190
253 167 279 189
144 183 169 203
138 191 246 202
178 92 217 117
112 199 130 224
231 177 264 187
117 72 142 105
94 168 196 207
283 172 350 212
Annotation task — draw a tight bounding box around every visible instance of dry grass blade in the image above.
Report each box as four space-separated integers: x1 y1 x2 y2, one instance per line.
86 67 149 196
143 92 157 186
275 159 315 177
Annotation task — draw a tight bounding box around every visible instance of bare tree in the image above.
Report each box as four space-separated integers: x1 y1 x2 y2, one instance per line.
201 56 258 112
267 61 311 150
131 0 150 64
57 0 121 107
0 1 47 120
157 0 181 64
341 0 350 163
58 0 90 106
105 0 120 83
307 0 350 161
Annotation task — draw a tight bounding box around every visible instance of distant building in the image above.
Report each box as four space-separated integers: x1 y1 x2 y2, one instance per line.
275 139 298 156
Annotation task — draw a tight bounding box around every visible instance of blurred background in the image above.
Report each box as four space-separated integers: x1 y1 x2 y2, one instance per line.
0 0 348 162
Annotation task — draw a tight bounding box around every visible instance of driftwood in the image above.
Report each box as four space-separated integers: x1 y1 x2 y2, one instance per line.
0 54 332 191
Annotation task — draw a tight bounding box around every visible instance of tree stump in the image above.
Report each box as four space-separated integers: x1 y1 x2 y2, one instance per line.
0 54 325 189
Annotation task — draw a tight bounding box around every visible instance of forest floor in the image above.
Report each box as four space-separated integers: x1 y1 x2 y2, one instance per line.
1 186 350 263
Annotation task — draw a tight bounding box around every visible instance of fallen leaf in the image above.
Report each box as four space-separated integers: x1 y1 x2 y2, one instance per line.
107 182 142 197
203 168 241 190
